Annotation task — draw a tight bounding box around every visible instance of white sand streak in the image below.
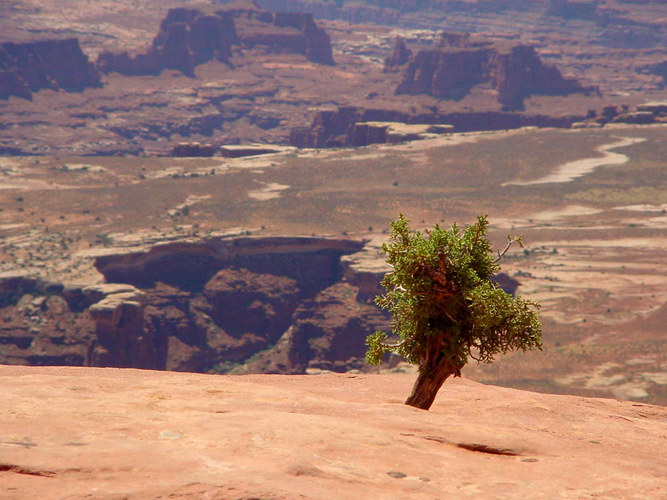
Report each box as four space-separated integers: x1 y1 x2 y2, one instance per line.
503 136 646 186
248 182 290 201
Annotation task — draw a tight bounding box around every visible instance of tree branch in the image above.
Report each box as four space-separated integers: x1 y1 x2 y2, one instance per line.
494 235 523 263
379 337 413 349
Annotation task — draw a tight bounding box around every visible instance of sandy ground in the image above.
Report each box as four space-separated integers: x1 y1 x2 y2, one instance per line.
248 182 291 201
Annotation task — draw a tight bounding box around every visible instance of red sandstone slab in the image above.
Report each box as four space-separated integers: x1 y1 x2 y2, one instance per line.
1 366 665 498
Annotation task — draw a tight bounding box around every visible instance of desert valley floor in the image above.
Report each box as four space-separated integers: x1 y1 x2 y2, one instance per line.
1 123 665 404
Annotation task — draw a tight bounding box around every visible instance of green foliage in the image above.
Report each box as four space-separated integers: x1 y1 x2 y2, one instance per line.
366 214 542 373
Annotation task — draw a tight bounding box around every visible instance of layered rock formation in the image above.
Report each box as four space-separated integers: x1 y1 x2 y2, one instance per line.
0 236 391 374
0 276 102 367
97 8 236 77
287 282 390 372
171 142 216 157
289 105 584 148
92 236 384 373
641 60 667 86
491 44 592 108
396 33 591 109
97 3 334 77
0 39 101 100
93 236 363 290
345 121 453 147
568 101 667 127
383 36 412 72
219 144 282 157
397 48 490 101
235 6 335 65
1 0 662 155
87 284 150 368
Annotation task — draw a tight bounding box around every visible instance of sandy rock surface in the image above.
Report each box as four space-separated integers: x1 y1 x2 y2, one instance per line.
1 366 665 499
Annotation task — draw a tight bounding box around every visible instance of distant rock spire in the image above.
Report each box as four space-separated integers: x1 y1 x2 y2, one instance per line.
383 36 412 73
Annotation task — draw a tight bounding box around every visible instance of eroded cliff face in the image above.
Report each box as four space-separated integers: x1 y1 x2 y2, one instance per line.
489 44 591 108
97 8 236 77
288 105 584 148
396 34 591 109
383 36 412 72
97 4 334 77
91 236 379 372
0 277 105 367
0 39 101 100
0 236 389 374
641 60 667 86
287 282 390 372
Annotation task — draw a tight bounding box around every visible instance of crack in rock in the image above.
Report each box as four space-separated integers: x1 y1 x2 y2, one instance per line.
456 443 521 456
402 433 523 456
0 464 56 477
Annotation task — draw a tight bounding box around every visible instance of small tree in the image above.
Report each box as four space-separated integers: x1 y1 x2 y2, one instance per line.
366 214 542 410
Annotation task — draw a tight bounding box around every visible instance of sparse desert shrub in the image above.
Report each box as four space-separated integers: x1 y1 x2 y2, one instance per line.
366 214 542 410
95 234 112 247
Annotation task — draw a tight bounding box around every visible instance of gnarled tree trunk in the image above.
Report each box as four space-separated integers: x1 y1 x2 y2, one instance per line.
404 361 454 410
405 331 458 410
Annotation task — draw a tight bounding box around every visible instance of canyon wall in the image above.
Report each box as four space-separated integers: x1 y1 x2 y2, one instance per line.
98 4 334 77
641 60 667 86
0 39 101 100
288 106 585 148
98 8 236 77
383 36 412 72
396 35 591 109
288 33 595 148
0 237 386 374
